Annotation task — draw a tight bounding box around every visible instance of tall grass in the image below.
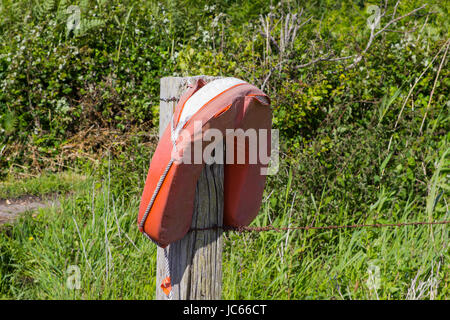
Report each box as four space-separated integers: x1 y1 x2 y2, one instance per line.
222 164 449 299
0 171 157 299
0 172 87 199
0 158 448 299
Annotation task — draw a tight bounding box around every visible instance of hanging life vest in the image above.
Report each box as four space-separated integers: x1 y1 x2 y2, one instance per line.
137 77 271 248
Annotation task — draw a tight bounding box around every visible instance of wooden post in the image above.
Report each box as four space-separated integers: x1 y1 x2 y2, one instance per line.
156 76 224 300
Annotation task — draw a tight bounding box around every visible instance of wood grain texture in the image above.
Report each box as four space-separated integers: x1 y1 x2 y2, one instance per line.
156 76 223 300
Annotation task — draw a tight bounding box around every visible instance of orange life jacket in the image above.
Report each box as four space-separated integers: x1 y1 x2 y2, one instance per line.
137 78 271 247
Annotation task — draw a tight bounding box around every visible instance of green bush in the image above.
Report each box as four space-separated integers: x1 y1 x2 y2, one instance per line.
1 0 448 176
0 0 449 300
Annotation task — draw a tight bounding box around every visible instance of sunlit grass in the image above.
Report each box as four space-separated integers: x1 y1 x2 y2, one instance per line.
0 164 447 299
0 171 156 299
0 172 89 200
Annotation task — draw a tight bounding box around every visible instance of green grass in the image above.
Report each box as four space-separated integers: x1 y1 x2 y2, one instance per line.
0 157 448 299
0 172 88 200
223 186 449 299
0 172 157 299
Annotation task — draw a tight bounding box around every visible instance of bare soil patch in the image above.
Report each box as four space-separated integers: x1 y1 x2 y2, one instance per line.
0 195 60 225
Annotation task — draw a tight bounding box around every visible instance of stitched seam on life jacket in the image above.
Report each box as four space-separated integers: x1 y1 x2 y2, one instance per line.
175 96 190 128
212 103 232 119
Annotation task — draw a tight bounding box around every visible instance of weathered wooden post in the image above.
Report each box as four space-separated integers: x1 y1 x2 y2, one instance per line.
156 76 224 300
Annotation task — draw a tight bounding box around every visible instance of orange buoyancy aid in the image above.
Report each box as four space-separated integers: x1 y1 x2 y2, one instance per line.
137 77 271 247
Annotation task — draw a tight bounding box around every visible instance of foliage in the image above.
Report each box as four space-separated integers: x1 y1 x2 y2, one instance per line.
0 171 86 199
0 0 449 299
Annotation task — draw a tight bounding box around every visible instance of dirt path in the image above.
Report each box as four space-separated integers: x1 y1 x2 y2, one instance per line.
0 195 60 225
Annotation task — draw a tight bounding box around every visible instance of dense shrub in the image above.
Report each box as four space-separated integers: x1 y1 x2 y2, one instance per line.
0 0 448 178
0 0 449 300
